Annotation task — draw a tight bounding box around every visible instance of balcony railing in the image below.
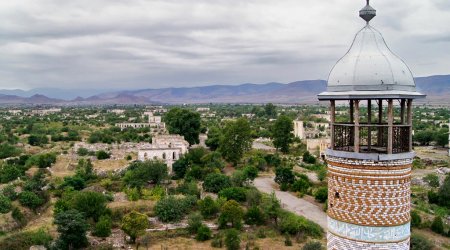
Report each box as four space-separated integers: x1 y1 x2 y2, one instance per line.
333 123 411 154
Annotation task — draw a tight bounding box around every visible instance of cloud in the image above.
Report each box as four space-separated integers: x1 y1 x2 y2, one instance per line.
0 0 449 90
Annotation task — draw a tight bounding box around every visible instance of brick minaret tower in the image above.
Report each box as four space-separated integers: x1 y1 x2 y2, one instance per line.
318 1 425 249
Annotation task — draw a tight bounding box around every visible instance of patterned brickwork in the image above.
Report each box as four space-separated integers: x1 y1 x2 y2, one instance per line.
327 156 411 227
327 232 409 250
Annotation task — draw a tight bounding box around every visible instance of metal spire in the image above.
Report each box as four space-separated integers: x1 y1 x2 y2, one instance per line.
359 0 376 24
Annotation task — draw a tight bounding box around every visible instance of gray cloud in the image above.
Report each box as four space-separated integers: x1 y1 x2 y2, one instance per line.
0 0 449 90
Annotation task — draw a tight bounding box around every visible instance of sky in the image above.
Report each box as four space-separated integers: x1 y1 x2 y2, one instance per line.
0 0 449 90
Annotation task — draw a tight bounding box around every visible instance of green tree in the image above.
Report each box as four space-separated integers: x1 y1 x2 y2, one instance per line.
165 108 201 145
423 173 440 188
275 167 295 186
218 200 244 229
243 165 258 182
198 196 220 219
203 173 232 193
123 160 168 187
434 129 449 147
264 103 277 118
244 206 265 225
70 191 108 222
196 224 212 241
225 229 241 250
0 195 12 214
314 187 328 203
154 196 185 223
54 209 89 249
187 212 203 234
218 187 247 202
0 143 21 159
93 215 112 237
219 118 252 165
205 126 222 151
0 164 22 183
411 210 422 228
121 211 148 243
303 151 316 164
271 115 294 153
261 192 281 226
96 150 111 160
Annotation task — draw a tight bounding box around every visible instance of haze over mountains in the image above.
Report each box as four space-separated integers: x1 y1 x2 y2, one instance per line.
0 75 449 105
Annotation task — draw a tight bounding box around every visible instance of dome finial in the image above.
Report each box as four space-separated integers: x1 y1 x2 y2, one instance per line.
360 0 376 24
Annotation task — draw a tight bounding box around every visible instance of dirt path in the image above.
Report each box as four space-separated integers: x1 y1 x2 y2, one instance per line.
254 177 328 229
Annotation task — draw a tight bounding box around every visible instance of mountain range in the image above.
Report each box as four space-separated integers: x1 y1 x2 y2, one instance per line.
0 75 449 105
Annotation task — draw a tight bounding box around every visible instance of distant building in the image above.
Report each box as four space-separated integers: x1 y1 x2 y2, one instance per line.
31 108 61 116
116 112 165 131
196 107 210 112
137 135 189 172
8 110 22 115
109 109 125 115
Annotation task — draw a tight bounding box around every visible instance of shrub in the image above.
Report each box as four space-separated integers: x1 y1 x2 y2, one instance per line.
284 234 292 246
211 234 223 248
121 211 148 243
243 165 258 182
0 164 22 183
155 196 185 223
18 191 45 211
438 174 450 208
303 151 316 164
71 191 108 222
196 224 212 241
428 190 439 204
96 150 111 160
225 229 240 250
279 211 323 237
181 195 198 211
0 195 12 214
54 209 89 249
61 175 86 190
275 167 295 185
292 178 310 194
141 186 165 201
12 207 27 227
246 188 262 207
411 210 422 228
2 184 17 200
219 187 247 202
125 187 140 201
76 147 90 156
314 187 328 203
423 173 440 188
187 212 203 234
0 228 52 250
198 196 219 219
244 206 265 225
410 233 434 250
123 160 168 187
94 215 112 237
203 173 232 193
431 216 444 235
302 241 323 250
176 181 200 198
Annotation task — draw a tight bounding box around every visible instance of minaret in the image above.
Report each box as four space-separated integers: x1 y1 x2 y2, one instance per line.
318 1 426 249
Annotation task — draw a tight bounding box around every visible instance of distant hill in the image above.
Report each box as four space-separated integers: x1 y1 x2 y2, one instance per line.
0 75 449 105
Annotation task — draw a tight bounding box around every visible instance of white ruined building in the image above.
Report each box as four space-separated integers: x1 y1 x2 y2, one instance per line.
116 112 166 131
293 120 305 139
31 108 61 116
138 135 189 172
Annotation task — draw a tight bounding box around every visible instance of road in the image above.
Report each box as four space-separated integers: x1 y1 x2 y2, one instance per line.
254 177 328 229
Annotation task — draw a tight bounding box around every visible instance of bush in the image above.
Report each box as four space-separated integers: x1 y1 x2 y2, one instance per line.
71 191 108 222
18 191 45 211
302 241 323 250
0 228 52 250
203 173 232 193
411 210 422 228
219 187 247 202
187 212 203 234
219 200 244 229
274 167 295 185
303 151 316 164
410 233 434 250
199 196 219 219
155 196 185 223
314 187 328 203
279 211 323 237
211 234 223 248
225 229 240 250
244 206 265 225
2 184 17 200
292 178 310 194
121 211 148 243
0 164 22 183
123 160 168 187
54 209 89 249
427 190 439 204
93 215 112 237
12 207 27 226
61 175 86 190
76 147 90 156
431 216 444 235
141 186 165 201
125 187 140 201
423 173 440 188
438 174 450 208
0 195 12 214
96 150 111 160
196 224 212 241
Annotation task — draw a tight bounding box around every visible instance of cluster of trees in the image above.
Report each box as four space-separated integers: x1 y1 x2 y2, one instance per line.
165 108 202 145
88 127 152 144
414 128 449 147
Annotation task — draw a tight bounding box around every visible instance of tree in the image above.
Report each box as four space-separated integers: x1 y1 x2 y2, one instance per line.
18 191 45 211
414 130 434 146
219 118 252 165
203 173 232 193
123 160 168 187
61 175 86 190
219 187 247 202
28 134 48 146
196 224 212 241
423 173 440 188
314 187 328 203
187 212 203 234
230 170 246 187
198 196 220 219
0 164 22 183
205 126 222 151
271 115 294 153
0 195 12 214
303 151 316 164
70 191 107 222
243 165 258 182
225 229 241 250
431 216 444 235
438 174 450 208
54 209 89 249
154 196 185 223
165 108 201 145
121 211 148 243
172 156 190 179
219 200 244 229
434 129 448 147
261 192 281 225
93 215 112 238
264 103 277 118
275 167 295 186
